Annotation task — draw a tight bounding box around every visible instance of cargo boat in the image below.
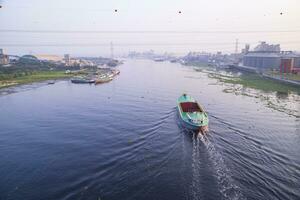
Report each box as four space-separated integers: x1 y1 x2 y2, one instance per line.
177 94 209 132
71 77 95 84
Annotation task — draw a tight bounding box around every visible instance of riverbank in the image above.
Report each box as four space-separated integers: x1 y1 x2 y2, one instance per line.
0 71 73 89
229 65 300 87
189 62 300 93
208 72 300 93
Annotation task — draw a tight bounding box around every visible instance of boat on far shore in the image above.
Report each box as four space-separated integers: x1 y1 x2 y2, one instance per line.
112 69 120 75
154 58 165 62
70 69 120 85
71 77 95 84
47 81 55 84
94 76 113 84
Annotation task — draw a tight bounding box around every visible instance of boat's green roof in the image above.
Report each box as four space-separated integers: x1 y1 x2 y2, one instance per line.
177 94 196 103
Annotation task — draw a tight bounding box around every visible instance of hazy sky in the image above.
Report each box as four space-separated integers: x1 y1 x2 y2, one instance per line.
0 0 300 56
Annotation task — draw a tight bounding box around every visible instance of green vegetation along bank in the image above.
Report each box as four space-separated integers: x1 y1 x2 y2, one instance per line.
0 70 72 89
189 62 300 94
208 72 300 94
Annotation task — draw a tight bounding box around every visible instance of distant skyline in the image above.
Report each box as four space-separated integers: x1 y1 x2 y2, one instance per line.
0 0 300 56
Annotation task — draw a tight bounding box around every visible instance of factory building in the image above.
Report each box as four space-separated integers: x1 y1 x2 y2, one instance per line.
243 51 281 70
18 55 40 64
280 53 300 74
0 54 9 65
0 49 9 65
243 51 300 72
254 41 280 52
242 42 300 72
64 54 70 66
183 52 211 63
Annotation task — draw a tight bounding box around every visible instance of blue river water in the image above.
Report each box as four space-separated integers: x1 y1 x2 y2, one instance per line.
0 59 299 200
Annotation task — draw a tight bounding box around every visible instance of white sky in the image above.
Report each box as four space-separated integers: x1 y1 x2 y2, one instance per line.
0 0 300 56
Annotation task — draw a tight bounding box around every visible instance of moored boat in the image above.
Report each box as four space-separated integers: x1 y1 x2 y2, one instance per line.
47 81 55 84
112 69 120 75
71 77 95 84
177 94 209 132
154 58 164 62
107 73 114 78
94 76 113 84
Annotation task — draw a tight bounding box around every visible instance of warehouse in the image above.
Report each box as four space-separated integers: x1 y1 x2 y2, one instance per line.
243 51 281 70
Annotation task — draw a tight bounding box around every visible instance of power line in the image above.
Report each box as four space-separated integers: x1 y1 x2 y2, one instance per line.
1 41 300 47
235 39 239 54
1 29 300 34
0 43 246 47
110 42 114 59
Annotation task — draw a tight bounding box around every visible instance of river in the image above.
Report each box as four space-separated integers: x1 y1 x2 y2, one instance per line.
0 59 299 200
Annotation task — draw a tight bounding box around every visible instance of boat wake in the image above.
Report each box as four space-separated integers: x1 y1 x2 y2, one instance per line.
190 133 203 200
198 133 245 200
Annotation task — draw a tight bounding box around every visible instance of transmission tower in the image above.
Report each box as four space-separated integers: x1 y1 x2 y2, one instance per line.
235 39 239 54
110 41 114 59
234 39 239 64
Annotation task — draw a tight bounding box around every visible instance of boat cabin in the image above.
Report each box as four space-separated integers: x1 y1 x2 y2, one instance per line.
180 102 203 113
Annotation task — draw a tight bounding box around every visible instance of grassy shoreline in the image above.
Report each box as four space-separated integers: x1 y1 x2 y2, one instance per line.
189 63 300 117
0 71 73 89
189 62 300 93
208 72 300 93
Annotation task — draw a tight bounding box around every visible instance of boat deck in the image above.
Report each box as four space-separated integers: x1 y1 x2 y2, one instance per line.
180 102 203 112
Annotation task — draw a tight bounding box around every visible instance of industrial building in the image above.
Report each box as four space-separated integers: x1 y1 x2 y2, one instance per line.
0 48 9 65
64 54 70 66
18 55 40 64
243 51 281 70
254 41 280 52
242 42 300 72
35 54 63 62
280 53 300 74
183 52 211 63
243 51 300 72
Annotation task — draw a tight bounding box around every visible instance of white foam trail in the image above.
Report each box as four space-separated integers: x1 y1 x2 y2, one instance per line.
190 134 202 200
198 134 245 200
180 130 190 200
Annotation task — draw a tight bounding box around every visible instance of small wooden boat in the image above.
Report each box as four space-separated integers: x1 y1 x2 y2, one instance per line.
107 73 114 78
154 58 164 62
112 69 120 75
107 60 118 67
94 76 113 84
47 81 55 84
71 77 95 84
177 94 209 132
